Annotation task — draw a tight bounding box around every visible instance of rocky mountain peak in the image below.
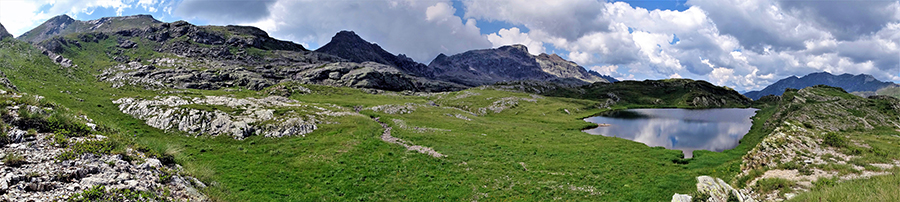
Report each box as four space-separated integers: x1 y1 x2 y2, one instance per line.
498 44 529 54
47 14 76 25
331 30 366 43
316 30 434 77
744 71 896 100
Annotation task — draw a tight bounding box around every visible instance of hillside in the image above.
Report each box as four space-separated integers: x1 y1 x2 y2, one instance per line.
744 72 897 100
4 13 896 202
17 14 162 44
1 15 773 201
491 78 752 108
30 17 464 92
672 85 900 201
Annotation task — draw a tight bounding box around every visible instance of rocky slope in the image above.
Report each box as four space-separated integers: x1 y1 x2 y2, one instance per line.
32 16 465 92
674 85 900 201
0 93 206 201
316 31 433 77
428 44 610 86
744 72 898 100
0 23 11 40
17 14 162 44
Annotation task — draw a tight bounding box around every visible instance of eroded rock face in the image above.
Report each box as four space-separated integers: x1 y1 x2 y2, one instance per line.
114 95 356 139
671 176 756 202
0 92 205 201
427 45 611 86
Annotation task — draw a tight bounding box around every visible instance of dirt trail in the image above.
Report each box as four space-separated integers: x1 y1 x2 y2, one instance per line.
374 117 445 158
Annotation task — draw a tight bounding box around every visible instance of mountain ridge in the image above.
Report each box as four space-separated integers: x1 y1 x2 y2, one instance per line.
428 44 610 86
744 72 897 100
17 14 163 43
315 31 433 78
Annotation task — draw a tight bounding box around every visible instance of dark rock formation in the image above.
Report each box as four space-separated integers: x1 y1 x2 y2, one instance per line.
428 44 610 86
744 72 897 100
0 23 12 40
316 31 432 77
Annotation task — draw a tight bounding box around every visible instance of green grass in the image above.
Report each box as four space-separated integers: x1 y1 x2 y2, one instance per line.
789 170 900 202
876 86 900 99
754 178 796 196
0 35 825 201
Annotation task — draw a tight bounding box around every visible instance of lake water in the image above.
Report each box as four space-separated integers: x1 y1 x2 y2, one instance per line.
582 108 758 158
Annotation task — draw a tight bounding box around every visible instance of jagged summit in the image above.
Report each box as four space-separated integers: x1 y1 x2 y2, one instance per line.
498 44 529 53
18 14 163 43
428 44 611 86
316 30 434 77
744 71 897 100
0 23 12 40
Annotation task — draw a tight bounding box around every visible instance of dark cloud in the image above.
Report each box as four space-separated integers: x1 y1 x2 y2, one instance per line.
463 0 611 41
688 0 827 51
778 0 899 40
174 0 276 24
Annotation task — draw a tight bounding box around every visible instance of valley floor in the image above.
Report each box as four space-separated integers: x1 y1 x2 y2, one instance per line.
2 38 899 201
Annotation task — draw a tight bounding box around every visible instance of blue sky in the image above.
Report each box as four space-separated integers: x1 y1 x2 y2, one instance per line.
1 0 898 91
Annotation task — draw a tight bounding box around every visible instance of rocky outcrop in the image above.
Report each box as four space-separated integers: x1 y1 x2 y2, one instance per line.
0 23 12 40
0 92 205 201
744 72 898 100
428 44 610 86
114 95 357 139
671 176 756 202
1 135 206 201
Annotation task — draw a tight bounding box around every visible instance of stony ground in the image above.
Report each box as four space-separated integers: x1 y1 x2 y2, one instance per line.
1 132 207 201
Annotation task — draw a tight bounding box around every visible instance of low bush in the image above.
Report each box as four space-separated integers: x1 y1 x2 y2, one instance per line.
3 152 27 167
754 178 795 195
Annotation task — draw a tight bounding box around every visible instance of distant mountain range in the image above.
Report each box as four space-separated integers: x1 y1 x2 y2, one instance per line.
17 14 162 43
744 72 898 100
316 31 613 87
7 14 614 93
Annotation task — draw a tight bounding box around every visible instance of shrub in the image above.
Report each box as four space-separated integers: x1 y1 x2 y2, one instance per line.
754 178 795 195
823 133 847 148
51 132 69 147
3 152 27 167
727 191 740 202
691 191 710 202
735 169 766 188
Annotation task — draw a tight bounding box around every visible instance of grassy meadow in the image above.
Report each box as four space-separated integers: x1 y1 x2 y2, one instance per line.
0 35 803 201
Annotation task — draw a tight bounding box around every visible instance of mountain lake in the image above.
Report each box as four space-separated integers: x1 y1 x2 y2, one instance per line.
583 108 758 158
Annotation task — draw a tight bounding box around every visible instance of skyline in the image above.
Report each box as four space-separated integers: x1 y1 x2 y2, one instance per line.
1 0 898 92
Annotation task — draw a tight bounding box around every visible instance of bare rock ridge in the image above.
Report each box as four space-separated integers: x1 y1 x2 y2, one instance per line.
0 23 12 40
316 30 615 87
30 16 464 92
428 44 611 86
21 14 615 93
17 14 162 44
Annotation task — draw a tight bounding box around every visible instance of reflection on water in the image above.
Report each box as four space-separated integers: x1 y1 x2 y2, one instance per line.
583 108 758 158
